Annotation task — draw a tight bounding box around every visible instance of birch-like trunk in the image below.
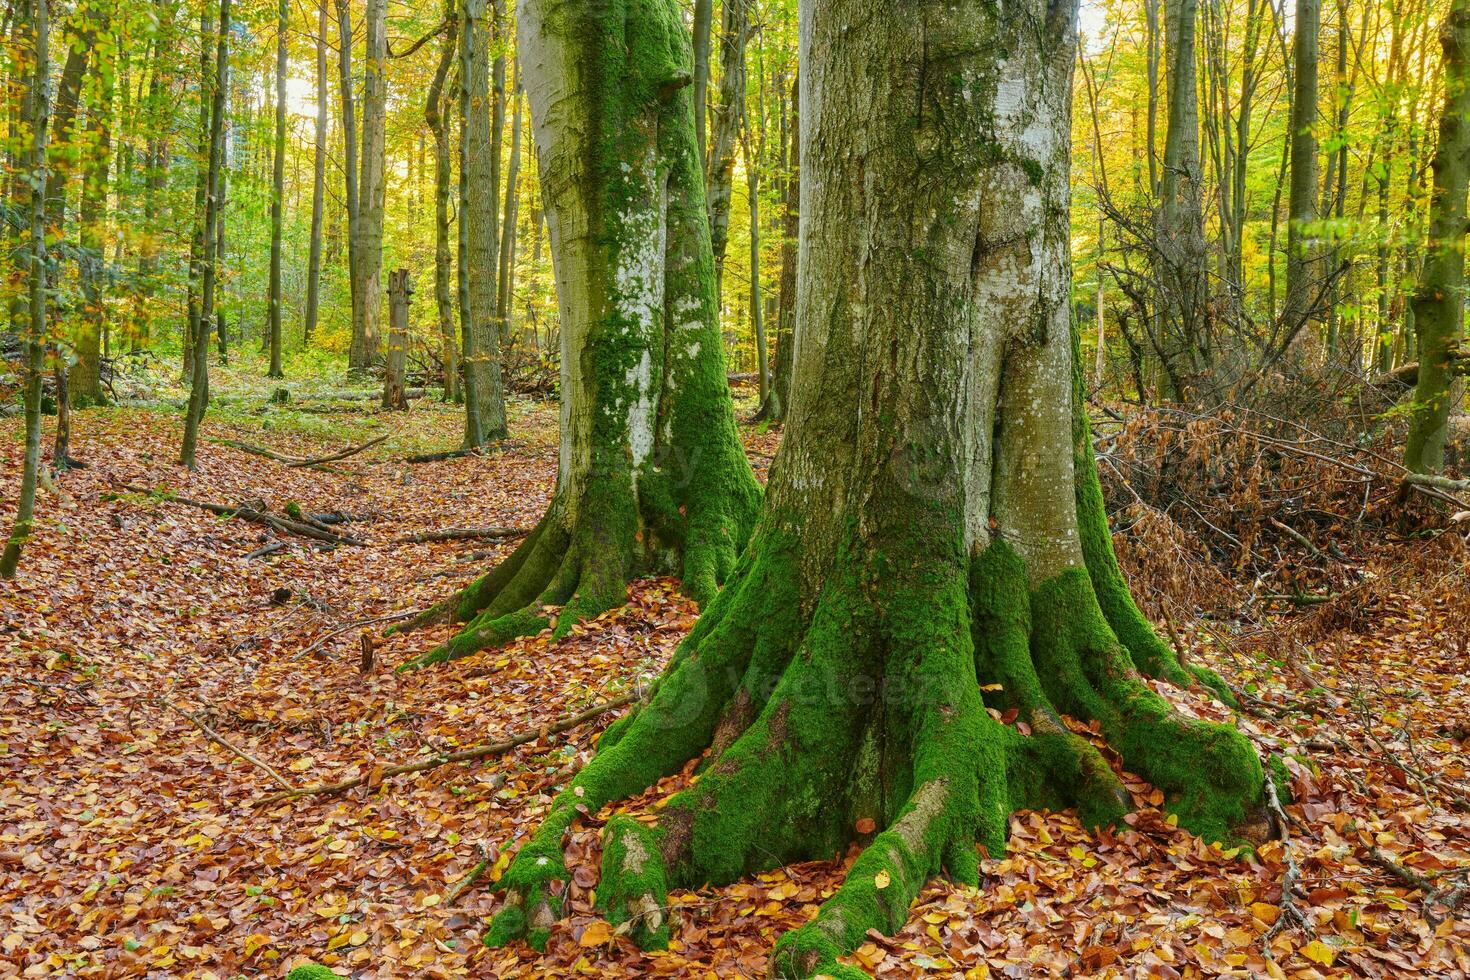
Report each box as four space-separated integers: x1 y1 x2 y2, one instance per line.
396 0 761 670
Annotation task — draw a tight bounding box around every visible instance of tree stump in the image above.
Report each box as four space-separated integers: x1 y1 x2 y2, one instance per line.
383 269 412 411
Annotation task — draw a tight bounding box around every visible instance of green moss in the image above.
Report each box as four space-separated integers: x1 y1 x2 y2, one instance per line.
285 965 339 980
597 815 670 950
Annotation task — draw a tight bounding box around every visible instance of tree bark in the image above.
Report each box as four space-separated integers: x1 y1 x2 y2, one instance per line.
1405 0 1470 475
705 0 748 303
458 0 510 445
498 65 523 346
768 71 798 421
1 0 50 579
304 0 329 344
72 5 112 405
483 1 1263 972
395 0 762 669
428 6 460 402
383 270 411 409
347 0 386 376
692 0 712 166
179 0 230 470
1283 0 1321 356
1153 0 1210 400
267 0 289 378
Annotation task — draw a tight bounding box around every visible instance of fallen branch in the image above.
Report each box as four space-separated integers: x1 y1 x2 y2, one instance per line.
290 610 420 662
255 692 639 806
120 486 365 547
1268 517 1324 558
1261 763 1314 948
393 526 530 544
164 699 296 793
405 448 479 464
214 433 388 469
1366 847 1470 925
244 540 291 560
443 844 492 905
1401 472 1470 493
288 434 388 467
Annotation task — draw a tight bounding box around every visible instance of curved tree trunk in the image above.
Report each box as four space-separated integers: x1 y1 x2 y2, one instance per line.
482 0 1264 973
395 0 762 670
1405 0 1470 476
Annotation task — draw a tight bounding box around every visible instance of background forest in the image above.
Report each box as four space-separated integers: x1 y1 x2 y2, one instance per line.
2 0 1470 976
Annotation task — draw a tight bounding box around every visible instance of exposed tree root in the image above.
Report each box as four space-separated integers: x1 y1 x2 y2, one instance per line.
480 529 1266 976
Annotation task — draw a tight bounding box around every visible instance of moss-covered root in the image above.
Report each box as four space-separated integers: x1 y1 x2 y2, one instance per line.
485 552 794 949
767 776 985 980
597 815 671 950
1030 570 1264 844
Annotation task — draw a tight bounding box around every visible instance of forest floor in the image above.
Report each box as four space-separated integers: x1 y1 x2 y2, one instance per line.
2 364 1469 979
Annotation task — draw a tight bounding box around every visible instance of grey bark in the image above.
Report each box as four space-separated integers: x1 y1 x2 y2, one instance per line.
304 0 329 342
267 0 288 378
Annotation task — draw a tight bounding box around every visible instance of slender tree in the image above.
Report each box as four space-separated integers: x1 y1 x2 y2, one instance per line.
705 0 748 300
394 0 763 668
483 1 1260 971
267 0 289 377
427 5 459 401
1283 0 1322 350
458 0 509 446
304 0 329 343
72 5 113 405
179 0 230 469
1405 0 1470 474
1 0 52 579
348 0 387 375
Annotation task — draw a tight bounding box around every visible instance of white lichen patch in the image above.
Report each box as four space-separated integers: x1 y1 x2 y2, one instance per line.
626 349 654 470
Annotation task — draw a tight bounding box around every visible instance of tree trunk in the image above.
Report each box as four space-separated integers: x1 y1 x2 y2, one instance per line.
396 0 762 669
1283 0 1321 357
383 269 411 410
498 66 523 346
1 0 50 580
458 0 509 445
706 0 748 302
483 0 1263 971
768 72 798 421
1153 0 1210 400
745 124 769 413
692 0 712 166
72 6 112 406
267 0 288 378
179 0 229 470
304 0 329 344
428 6 459 401
185 6 214 382
348 0 386 376
1405 0 1470 475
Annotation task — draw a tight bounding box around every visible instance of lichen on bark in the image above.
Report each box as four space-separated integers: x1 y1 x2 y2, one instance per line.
395 0 761 669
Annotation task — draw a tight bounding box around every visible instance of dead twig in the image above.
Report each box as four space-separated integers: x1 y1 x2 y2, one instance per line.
392 526 530 544
290 610 420 662
119 486 366 547
1261 763 1314 948
254 692 639 807
163 698 296 793
443 843 492 905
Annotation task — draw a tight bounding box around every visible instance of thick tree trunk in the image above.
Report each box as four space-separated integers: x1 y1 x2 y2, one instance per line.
304 0 329 343
1 0 50 580
267 0 288 378
483 0 1263 973
1283 0 1321 357
396 0 762 669
1405 0 1470 475
428 7 459 402
459 0 509 445
179 0 229 470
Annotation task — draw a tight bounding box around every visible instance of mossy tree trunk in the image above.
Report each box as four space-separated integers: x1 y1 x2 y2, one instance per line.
395 0 762 670
1405 0 1470 476
426 4 460 403
482 1 1264 975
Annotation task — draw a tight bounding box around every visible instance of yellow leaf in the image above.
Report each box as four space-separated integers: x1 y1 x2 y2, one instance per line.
289 757 314 773
348 930 368 947
873 869 891 890
1300 940 1337 966
579 921 612 947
